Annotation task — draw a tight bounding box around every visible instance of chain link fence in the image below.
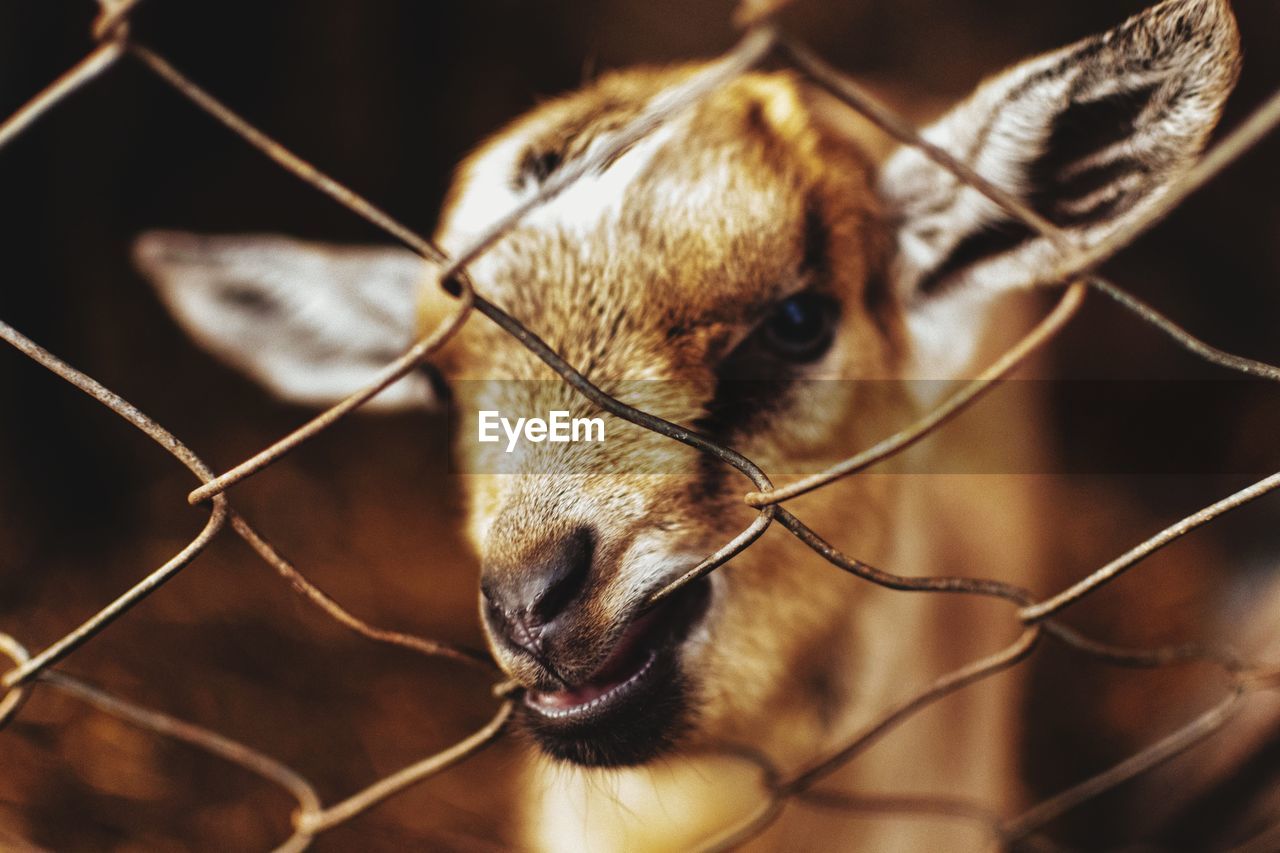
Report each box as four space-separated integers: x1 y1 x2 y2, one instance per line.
2 0 1279 849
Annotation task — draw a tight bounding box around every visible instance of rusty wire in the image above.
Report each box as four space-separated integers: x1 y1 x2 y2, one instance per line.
1 0 1279 849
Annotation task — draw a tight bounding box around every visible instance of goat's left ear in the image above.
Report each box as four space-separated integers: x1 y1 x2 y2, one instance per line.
134 232 460 411
881 0 1241 374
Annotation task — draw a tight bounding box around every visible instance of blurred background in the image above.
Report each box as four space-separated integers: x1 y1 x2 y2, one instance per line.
0 0 1277 850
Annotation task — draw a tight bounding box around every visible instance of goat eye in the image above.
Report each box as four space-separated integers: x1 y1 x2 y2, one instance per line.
760 293 837 362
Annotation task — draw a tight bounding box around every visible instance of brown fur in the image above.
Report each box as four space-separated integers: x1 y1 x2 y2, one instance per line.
137 1 1252 848
422 69 1043 851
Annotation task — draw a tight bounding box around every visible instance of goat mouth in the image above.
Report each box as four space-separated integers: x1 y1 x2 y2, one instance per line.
520 577 711 766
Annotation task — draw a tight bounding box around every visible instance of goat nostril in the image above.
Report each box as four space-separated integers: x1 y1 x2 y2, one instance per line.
529 526 594 624
481 526 596 652
481 585 505 622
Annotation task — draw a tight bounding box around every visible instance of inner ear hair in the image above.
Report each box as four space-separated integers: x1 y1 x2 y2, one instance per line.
882 0 1241 302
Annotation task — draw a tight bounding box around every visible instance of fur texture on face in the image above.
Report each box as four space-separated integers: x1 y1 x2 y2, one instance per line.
433 69 911 766
134 0 1243 847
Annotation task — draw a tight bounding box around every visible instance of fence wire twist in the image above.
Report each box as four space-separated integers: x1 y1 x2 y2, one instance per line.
2 0 1280 849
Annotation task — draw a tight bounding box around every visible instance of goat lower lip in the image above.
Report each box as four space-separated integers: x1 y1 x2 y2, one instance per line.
524 578 709 719
526 650 658 718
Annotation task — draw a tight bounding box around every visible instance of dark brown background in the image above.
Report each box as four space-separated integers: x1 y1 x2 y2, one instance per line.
0 1 1278 850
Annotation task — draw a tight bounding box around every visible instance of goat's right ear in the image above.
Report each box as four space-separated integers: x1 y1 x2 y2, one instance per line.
134 231 458 411
879 0 1241 378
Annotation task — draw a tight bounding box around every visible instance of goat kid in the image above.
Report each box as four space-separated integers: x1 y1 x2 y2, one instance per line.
136 0 1242 848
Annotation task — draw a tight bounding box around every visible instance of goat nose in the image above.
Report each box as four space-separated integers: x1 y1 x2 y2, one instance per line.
481 526 595 654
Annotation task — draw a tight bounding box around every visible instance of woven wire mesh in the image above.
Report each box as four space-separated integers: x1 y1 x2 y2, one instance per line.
1 0 1279 849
